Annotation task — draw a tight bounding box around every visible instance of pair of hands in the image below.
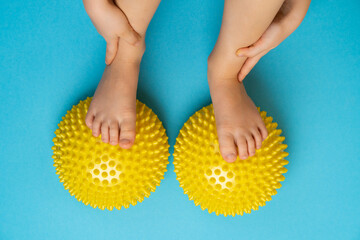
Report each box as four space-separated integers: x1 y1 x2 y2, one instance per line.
236 0 311 82
84 0 311 81
83 0 140 65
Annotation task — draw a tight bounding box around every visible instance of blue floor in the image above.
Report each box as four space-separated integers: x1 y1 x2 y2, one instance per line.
1 0 359 239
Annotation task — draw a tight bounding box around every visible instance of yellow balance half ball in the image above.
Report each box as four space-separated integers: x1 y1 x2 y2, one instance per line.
52 97 169 210
173 105 288 216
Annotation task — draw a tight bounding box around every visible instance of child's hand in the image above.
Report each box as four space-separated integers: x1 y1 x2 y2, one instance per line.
83 0 140 65
235 0 311 82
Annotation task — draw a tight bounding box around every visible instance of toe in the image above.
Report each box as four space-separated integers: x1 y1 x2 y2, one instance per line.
252 129 263 149
109 122 119 145
101 123 110 143
246 134 256 157
119 120 136 149
218 132 237 163
85 112 94 129
92 118 102 137
259 122 268 140
236 136 248 160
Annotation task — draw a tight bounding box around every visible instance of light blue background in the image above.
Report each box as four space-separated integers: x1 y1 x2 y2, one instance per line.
1 0 359 239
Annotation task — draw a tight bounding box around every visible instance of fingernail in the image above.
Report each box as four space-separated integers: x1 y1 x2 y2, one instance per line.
236 50 243 57
226 153 236 161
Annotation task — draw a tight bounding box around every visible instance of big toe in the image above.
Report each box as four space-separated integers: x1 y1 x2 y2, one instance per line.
91 117 102 137
119 120 136 149
218 132 237 163
85 111 94 129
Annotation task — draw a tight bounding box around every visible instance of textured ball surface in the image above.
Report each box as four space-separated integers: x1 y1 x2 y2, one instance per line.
174 105 288 216
52 97 169 210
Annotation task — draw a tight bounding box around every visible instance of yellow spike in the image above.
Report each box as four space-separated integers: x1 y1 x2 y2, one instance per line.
51 97 169 211
173 105 289 217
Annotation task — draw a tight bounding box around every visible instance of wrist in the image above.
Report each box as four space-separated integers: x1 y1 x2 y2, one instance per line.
114 39 146 64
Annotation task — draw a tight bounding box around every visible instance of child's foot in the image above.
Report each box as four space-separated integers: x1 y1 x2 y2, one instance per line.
208 54 268 163
85 41 144 149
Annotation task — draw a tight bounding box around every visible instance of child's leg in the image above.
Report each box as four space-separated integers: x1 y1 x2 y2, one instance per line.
208 0 284 162
85 0 160 148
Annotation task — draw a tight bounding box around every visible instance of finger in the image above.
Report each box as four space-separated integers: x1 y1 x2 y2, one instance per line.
236 38 266 58
105 37 119 65
116 10 141 46
237 52 265 82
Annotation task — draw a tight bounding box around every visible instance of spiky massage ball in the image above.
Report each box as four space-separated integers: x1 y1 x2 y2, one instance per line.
52 97 169 210
174 105 288 216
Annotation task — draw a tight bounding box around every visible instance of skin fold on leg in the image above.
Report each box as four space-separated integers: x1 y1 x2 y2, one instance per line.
208 0 284 162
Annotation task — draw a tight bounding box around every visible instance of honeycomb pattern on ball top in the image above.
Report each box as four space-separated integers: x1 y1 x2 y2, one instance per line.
52 97 169 210
173 105 289 216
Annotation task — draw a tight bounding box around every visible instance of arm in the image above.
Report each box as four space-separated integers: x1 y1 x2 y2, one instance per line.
236 0 311 81
83 0 140 65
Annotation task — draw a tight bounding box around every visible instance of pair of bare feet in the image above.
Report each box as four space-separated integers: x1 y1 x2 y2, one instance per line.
83 0 306 163
85 38 267 163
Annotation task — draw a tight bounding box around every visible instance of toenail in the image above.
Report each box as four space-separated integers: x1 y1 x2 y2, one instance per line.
120 139 130 144
225 153 236 161
241 155 248 160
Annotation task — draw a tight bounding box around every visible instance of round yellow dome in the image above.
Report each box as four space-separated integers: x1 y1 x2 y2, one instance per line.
174 105 288 216
52 97 169 210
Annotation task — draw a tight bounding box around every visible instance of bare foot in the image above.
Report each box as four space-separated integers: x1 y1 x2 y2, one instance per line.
208 54 268 163
85 41 144 149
